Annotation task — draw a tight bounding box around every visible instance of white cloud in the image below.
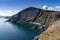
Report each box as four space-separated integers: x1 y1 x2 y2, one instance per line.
55 6 60 8
42 5 54 10
48 7 54 10
42 5 60 11
42 5 48 10
0 10 20 16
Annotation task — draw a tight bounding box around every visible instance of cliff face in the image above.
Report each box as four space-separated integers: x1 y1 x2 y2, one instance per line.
35 19 60 40
7 7 60 29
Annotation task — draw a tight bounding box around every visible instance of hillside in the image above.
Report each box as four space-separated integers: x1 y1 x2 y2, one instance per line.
7 7 60 30
34 19 60 40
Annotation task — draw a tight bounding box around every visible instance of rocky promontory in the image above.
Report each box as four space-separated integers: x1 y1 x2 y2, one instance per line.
7 7 60 30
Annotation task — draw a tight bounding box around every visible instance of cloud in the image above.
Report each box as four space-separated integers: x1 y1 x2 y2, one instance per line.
0 10 20 16
55 6 60 8
42 5 48 10
42 5 60 11
42 5 54 10
48 7 54 10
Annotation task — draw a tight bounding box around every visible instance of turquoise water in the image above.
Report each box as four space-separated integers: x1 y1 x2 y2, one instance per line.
0 18 43 40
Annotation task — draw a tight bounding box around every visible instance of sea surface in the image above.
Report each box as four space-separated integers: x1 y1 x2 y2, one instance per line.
0 18 43 40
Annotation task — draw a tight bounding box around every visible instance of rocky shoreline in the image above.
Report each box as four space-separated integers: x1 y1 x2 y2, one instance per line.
7 7 60 40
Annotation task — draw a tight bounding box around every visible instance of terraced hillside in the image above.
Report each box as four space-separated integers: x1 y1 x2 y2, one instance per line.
35 19 60 40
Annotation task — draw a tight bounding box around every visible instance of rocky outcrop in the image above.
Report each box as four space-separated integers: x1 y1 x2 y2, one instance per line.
35 19 60 40
7 7 60 30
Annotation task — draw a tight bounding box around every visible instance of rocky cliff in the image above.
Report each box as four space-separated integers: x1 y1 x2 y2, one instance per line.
7 7 60 30
35 19 60 40
7 7 60 40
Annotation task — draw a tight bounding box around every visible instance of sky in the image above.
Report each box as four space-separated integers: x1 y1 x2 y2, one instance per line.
0 0 60 16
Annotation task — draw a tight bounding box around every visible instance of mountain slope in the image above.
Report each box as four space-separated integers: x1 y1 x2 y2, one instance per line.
7 7 60 30
34 19 60 40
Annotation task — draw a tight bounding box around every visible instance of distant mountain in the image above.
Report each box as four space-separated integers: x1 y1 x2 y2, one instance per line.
0 16 11 19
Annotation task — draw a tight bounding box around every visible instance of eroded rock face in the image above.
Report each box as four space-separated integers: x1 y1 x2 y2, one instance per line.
7 7 60 30
35 19 60 40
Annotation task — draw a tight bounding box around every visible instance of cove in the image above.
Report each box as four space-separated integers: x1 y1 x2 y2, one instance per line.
0 18 44 40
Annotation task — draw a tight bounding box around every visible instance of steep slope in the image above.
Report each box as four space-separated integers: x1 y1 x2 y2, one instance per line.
7 7 60 29
34 19 60 40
